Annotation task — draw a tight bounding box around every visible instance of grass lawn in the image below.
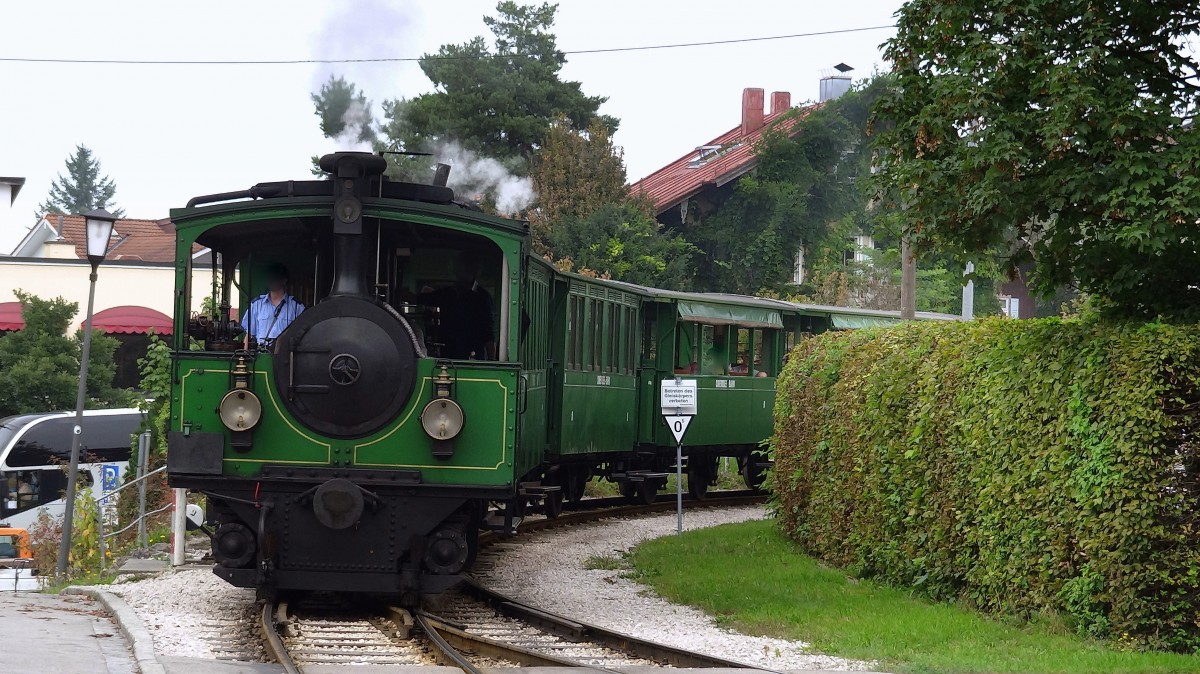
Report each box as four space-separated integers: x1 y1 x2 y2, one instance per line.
626 518 1200 674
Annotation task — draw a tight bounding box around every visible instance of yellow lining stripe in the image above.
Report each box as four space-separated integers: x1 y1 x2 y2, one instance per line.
180 368 334 462
353 376 511 471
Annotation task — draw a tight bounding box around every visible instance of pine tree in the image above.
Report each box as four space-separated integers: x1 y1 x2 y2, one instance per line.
311 75 376 144
38 145 125 217
380 2 617 167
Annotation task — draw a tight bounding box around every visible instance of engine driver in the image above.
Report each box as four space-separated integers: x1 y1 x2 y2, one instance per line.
242 263 305 348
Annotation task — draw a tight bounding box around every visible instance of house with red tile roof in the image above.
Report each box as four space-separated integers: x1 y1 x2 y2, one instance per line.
629 81 1023 318
9 213 179 262
1 213 210 387
630 88 815 229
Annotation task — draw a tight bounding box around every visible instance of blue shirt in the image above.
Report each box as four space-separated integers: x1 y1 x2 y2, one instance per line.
241 294 304 342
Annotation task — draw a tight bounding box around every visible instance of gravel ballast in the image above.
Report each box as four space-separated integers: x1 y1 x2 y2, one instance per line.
108 504 872 670
481 505 872 671
108 568 258 659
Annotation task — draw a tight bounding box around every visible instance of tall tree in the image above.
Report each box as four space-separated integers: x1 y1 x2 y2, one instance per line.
0 292 125 416
529 117 628 252
38 145 124 217
311 75 376 144
872 0 1200 318
380 2 617 167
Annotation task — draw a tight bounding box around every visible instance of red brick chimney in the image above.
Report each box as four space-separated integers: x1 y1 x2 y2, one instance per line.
741 88 765 136
770 91 791 116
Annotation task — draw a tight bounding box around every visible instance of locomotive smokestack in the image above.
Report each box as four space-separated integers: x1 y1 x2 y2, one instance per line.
431 163 451 187
319 152 388 297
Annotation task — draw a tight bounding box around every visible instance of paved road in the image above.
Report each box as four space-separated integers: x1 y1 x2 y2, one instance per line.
0 590 137 674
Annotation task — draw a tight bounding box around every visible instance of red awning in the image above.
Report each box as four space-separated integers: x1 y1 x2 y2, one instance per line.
0 301 23 331
86 305 173 335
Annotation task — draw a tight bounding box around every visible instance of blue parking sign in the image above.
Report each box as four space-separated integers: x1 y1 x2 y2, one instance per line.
100 464 120 492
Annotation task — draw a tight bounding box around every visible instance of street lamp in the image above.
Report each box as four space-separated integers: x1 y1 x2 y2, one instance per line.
56 208 116 579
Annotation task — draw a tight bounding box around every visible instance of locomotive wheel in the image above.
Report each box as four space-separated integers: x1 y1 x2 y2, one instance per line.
620 480 657 506
544 490 564 519
687 468 710 500
563 468 588 503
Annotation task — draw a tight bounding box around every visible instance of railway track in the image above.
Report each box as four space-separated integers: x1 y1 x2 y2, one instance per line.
260 583 784 674
260 597 434 672
253 492 773 673
500 488 767 537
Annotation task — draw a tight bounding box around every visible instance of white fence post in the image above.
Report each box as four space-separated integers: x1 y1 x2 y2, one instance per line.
137 431 150 549
172 488 186 566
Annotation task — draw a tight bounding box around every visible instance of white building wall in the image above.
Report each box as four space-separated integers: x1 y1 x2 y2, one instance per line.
0 258 211 320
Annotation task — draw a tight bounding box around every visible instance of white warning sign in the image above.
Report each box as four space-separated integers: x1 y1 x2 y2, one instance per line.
660 379 697 415
663 415 693 444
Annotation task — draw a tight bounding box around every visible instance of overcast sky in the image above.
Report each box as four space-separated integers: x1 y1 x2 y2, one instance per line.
0 0 905 251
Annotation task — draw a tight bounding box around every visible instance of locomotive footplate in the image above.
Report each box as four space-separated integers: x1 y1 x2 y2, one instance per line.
193 470 496 596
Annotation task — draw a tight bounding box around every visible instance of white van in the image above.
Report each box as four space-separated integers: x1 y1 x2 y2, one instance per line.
0 408 145 531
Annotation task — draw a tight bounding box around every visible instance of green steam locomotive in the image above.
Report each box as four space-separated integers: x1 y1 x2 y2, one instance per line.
166 152 949 599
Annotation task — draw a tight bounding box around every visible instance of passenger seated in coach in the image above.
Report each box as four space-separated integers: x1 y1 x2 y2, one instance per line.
674 361 698 375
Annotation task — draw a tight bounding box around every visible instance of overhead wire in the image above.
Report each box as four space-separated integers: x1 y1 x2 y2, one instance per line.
0 24 896 65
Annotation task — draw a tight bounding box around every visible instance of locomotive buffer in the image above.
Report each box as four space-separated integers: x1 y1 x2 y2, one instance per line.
661 377 697 534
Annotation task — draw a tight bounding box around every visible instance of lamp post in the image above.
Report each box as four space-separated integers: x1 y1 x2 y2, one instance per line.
55 208 116 579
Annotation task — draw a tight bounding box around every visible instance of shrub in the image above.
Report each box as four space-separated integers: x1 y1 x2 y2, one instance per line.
26 510 61 581
771 317 1200 651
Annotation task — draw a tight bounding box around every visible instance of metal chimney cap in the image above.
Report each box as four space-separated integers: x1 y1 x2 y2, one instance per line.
834 63 854 73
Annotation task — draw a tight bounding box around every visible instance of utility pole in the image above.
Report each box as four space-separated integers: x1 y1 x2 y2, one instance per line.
900 235 916 319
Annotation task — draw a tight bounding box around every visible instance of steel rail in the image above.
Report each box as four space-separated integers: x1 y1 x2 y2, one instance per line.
506 491 767 540
418 610 627 672
260 601 302 674
413 610 486 674
459 578 786 672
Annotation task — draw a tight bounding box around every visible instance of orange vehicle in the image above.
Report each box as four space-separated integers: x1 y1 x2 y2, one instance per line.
0 527 31 561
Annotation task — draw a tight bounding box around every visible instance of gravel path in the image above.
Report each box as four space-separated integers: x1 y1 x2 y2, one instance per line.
482 505 873 671
108 567 257 659
107 504 872 670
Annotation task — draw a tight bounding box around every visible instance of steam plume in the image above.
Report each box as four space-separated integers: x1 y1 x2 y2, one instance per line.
432 141 535 216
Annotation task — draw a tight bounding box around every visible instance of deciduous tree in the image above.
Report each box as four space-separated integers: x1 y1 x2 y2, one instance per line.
529 117 628 252
873 0 1200 318
0 291 125 416
549 203 696 291
37 145 124 217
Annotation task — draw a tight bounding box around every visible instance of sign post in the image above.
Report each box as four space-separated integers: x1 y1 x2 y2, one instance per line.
661 377 697 534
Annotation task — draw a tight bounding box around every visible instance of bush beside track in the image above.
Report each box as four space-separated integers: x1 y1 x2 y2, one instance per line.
770 318 1200 652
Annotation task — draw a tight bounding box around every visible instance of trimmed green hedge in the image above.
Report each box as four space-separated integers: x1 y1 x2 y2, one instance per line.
771 318 1200 651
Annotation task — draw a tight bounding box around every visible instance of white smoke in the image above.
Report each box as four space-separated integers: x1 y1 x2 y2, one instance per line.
432 141 536 216
311 0 424 154
335 99 373 152
311 1 423 96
